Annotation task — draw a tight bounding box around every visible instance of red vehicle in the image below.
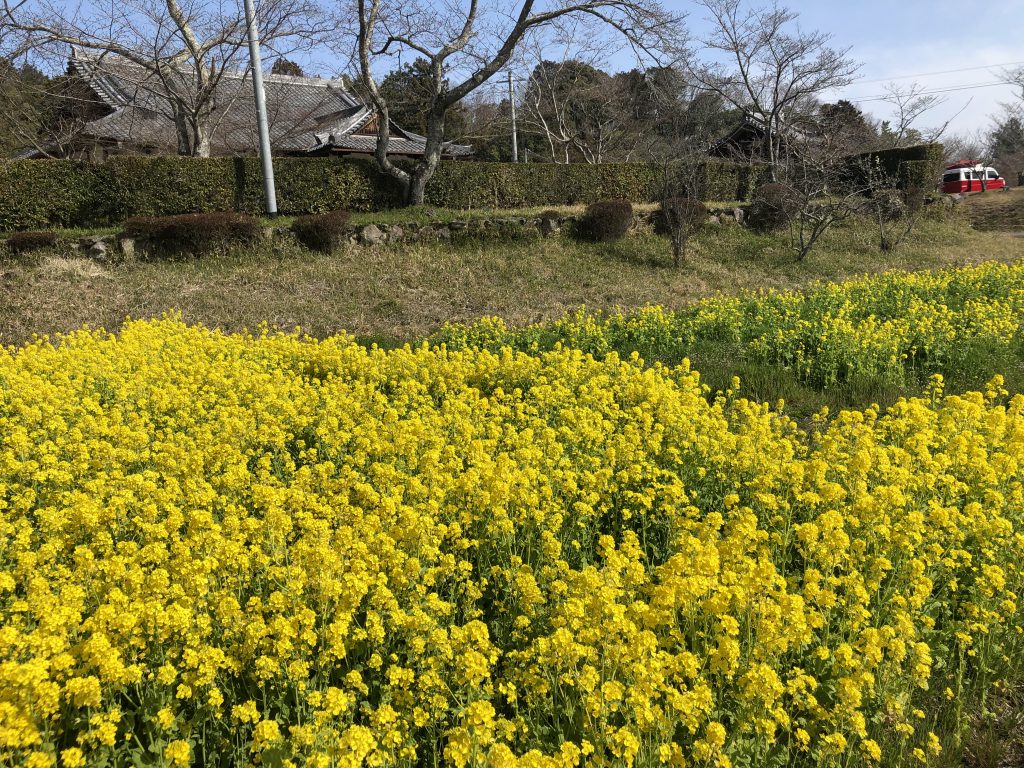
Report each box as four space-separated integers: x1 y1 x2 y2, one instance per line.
942 161 1006 193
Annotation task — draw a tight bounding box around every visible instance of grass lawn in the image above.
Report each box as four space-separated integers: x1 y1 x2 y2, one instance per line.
3 210 1022 350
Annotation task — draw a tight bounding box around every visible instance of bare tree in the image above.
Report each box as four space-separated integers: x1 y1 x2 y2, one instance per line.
782 163 863 261
2 0 325 156
515 27 640 164
348 0 683 205
1001 66 1024 107
943 129 987 165
654 127 712 267
855 157 930 252
521 58 631 163
745 109 872 262
661 184 706 267
629 68 722 266
995 67 1024 185
877 81 966 149
878 82 941 147
691 0 858 180
457 88 513 160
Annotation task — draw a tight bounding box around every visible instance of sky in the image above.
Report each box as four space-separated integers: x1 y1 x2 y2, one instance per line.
675 0 1024 139
24 0 1024 144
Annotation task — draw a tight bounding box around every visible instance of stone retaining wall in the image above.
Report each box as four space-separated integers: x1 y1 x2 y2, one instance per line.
7 206 752 261
314 206 750 248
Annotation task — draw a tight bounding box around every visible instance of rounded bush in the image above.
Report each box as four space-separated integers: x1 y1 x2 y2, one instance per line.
578 199 633 242
123 212 262 257
660 197 707 236
6 231 59 256
748 183 801 232
291 209 352 252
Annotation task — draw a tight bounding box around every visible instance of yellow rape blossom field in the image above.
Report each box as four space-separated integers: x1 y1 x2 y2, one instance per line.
433 260 1024 389
1 264 1024 768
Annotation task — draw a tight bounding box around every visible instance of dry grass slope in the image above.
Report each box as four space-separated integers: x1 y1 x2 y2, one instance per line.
963 187 1024 231
3 214 1024 349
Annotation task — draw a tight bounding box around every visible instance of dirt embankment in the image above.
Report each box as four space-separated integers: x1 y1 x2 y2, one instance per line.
963 187 1024 231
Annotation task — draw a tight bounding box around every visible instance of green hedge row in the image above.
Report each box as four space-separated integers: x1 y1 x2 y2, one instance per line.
0 157 398 229
0 157 762 231
0 161 105 231
843 143 945 190
423 160 765 209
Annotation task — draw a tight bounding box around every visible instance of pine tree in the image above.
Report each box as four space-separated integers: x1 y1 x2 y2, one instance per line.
988 115 1024 184
271 58 304 77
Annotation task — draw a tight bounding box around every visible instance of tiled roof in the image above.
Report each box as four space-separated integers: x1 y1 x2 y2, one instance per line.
68 50 472 157
311 129 474 157
709 111 814 158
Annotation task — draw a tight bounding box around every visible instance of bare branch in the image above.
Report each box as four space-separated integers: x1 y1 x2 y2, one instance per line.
878 81 949 148
2 0 328 155
342 0 686 204
689 0 858 179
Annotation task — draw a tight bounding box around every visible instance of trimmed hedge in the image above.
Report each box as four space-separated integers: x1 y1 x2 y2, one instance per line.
0 160 108 230
290 209 352 252
0 156 763 231
124 212 263 257
107 157 239 219
844 143 945 191
578 199 634 242
5 230 59 255
254 158 401 214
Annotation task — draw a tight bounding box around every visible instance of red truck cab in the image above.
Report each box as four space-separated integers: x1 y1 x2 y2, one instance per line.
942 161 1006 193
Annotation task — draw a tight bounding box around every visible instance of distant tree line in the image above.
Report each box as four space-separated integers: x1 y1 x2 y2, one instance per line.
9 50 1018 172
4 0 1024 202
0 58 109 156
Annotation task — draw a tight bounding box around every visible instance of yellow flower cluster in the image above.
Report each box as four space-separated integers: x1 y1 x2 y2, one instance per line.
0 317 1021 768
433 260 1024 386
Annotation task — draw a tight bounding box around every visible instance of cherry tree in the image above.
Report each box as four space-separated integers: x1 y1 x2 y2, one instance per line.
349 0 683 204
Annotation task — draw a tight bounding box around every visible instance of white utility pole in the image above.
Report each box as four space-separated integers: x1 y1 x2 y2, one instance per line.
243 0 278 217
508 70 518 163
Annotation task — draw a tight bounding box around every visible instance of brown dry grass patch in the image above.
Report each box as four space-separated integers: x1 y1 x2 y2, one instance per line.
2 215 1023 348
963 187 1024 231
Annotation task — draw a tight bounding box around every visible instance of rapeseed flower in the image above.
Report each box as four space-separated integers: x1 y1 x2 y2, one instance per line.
0 307 1020 767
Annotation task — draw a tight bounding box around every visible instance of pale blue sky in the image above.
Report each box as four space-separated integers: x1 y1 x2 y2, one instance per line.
39 0 1024 139
677 0 1024 137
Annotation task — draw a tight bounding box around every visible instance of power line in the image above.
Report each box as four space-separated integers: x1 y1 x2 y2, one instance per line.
852 59 1024 85
473 58 1024 92
847 79 1015 104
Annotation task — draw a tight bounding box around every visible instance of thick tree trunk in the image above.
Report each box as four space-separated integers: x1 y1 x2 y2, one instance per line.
406 109 446 206
173 110 192 156
193 121 211 158
172 105 211 157
408 168 430 206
